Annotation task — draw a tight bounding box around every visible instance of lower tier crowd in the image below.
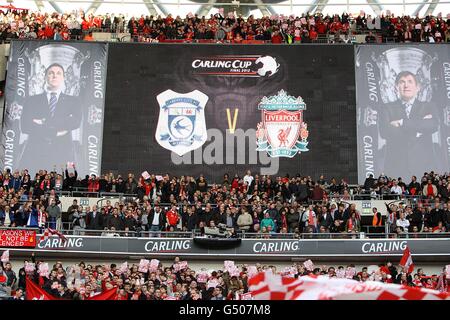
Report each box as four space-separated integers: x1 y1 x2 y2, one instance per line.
0 254 448 300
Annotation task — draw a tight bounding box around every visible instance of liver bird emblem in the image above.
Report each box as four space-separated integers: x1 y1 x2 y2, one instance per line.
278 126 291 147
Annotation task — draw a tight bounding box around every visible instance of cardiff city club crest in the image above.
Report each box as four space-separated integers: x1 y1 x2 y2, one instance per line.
256 90 309 158
155 89 208 156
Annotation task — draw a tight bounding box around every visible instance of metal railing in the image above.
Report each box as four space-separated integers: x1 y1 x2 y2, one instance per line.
45 186 436 201
2 226 450 239
4 29 446 45
239 231 450 239
47 188 138 198
0 226 40 232
57 229 197 238
49 192 423 203
23 227 450 240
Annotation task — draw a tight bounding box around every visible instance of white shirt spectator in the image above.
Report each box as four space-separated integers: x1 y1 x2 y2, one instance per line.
396 218 410 232
4 210 11 226
152 211 161 226
243 174 254 187
390 185 403 195
67 17 78 30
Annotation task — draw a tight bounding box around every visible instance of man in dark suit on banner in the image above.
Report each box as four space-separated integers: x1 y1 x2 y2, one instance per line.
379 71 441 179
19 63 82 170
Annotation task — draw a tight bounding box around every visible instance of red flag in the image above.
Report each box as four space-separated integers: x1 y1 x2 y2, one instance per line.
399 247 414 274
48 228 67 242
87 287 118 300
26 277 59 300
39 228 67 244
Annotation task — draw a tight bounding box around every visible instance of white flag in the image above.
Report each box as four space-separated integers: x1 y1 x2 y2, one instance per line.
249 271 450 300
1 250 9 263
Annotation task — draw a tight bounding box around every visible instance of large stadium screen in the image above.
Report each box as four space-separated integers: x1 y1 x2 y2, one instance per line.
103 44 358 182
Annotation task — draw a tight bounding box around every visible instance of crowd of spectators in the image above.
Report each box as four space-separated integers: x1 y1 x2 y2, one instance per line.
0 167 450 236
0 8 450 43
0 254 448 300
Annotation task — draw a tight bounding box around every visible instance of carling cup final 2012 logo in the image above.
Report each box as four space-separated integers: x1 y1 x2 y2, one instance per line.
256 90 309 158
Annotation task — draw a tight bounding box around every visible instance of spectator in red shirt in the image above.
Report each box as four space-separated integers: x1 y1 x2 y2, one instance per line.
231 175 240 191
234 32 243 43
81 17 91 31
166 205 180 230
315 20 327 34
88 175 99 193
309 26 318 40
61 27 70 40
43 25 54 38
311 183 325 201
116 288 129 300
157 31 166 42
271 30 283 43
93 16 103 29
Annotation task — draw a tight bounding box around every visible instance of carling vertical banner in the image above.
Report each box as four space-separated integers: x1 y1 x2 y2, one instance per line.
1 40 107 176
355 44 450 184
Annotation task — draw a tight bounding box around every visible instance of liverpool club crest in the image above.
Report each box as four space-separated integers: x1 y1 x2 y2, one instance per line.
155 90 208 156
256 90 309 158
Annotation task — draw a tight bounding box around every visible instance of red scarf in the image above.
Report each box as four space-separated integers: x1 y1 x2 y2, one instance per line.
308 211 314 226
348 218 353 230
427 184 434 196
40 180 50 190
38 210 47 227
179 185 185 198
281 214 287 229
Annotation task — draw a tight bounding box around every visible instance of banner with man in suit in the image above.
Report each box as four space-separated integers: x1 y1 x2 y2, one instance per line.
355 45 450 183
1 41 108 177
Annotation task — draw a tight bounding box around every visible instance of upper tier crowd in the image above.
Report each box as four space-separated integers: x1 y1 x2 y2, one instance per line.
0 167 449 235
0 9 450 43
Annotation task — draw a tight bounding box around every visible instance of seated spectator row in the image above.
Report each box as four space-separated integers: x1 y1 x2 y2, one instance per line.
0 9 449 43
